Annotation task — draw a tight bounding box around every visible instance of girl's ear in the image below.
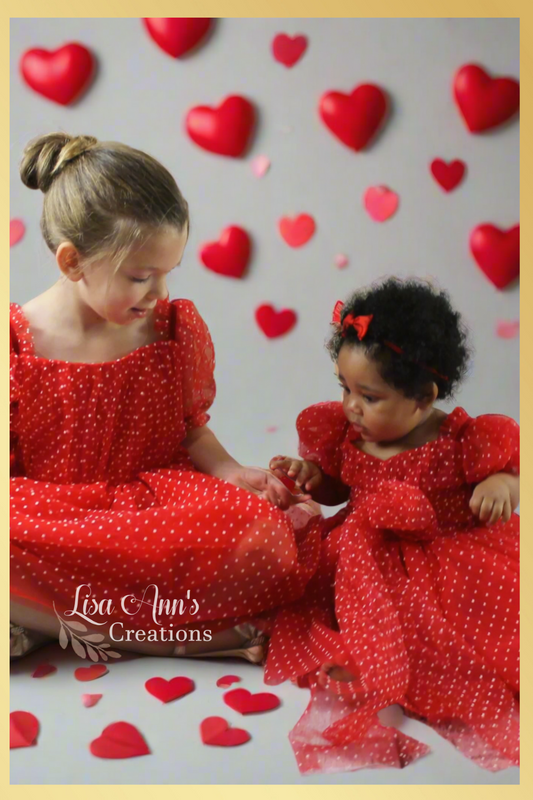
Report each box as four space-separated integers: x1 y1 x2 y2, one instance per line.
56 242 82 282
417 382 438 410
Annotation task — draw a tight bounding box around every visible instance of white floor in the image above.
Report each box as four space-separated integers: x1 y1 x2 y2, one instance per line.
10 642 519 785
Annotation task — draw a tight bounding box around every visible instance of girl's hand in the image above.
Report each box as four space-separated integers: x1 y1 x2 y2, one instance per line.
470 474 515 525
269 456 323 493
229 466 311 510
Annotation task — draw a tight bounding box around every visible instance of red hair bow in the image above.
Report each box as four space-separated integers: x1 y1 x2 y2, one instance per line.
331 301 373 340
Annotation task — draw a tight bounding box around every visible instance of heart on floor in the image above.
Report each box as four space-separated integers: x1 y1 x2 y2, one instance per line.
145 676 195 703
10 219 26 247
363 186 399 222
82 694 103 708
74 664 108 682
278 213 316 247
430 159 466 192
10 711 40 749
271 34 308 67
255 304 297 338
200 716 251 746
223 687 281 714
216 675 241 688
32 663 57 679
89 721 150 759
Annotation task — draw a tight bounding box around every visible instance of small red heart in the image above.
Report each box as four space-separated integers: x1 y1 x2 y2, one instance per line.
278 214 316 247
74 664 108 682
223 687 281 714
496 320 519 339
200 226 251 279
10 711 40 749
216 675 241 688
255 305 297 339
90 721 150 759
32 663 57 679
272 34 308 67
453 64 520 133
20 43 96 106
145 676 195 703
185 96 255 158
364 186 399 222
10 219 26 247
430 159 466 192
200 716 251 747
319 84 388 151
82 693 103 708
469 224 519 290
143 18 212 58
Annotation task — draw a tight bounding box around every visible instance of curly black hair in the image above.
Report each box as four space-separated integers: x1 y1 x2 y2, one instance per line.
326 277 471 400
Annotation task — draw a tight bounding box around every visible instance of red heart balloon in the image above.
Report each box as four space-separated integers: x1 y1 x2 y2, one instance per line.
20 43 95 106
271 34 308 67
89 721 150 759
223 687 281 714
145 676 195 703
430 159 466 192
255 305 297 339
200 716 251 747
185 96 255 158
278 214 316 247
200 226 251 279
469 224 519 290
74 664 108 682
10 711 40 749
143 18 212 58
319 84 388 151
453 64 519 133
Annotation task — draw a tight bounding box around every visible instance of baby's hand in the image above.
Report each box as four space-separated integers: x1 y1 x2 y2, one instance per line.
269 455 323 493
469 474 514 525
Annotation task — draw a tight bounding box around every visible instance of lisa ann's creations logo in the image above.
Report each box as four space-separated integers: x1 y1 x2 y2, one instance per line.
53 584 211 662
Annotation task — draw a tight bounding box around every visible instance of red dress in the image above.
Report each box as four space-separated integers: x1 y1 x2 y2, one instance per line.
260 401 519 775
10 299 320 638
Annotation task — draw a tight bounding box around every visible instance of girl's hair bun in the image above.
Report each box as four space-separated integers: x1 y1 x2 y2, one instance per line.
20 132 98 192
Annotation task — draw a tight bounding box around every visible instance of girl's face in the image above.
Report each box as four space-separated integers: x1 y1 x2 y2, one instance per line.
336 344 434 444
79 227 188 326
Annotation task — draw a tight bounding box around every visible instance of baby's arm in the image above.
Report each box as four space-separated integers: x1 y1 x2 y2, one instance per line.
269 456 350 507
469 471 519 525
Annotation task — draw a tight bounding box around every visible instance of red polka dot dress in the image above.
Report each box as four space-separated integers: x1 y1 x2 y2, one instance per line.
10 299 320 637
260 401 519 775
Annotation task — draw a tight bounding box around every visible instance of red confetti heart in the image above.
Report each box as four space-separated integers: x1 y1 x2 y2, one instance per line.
223 688 281 714
200 226 251 279
145 676 195 703
430 159 466 192
10 711 40 749
185 96 255 158
143 18 212 58
10 219 26 247
74 664 108 682
364 186 399 222
200 716 251 747
20 43 96 106
319 84 388 151
469 224 519 290
32 663 57 679
216 675 241 688
82 693 103 708
90 721 150 759
271 34 308 67
255 305 297 339
278 214 316 247
453 64 519 133
496 320 519 339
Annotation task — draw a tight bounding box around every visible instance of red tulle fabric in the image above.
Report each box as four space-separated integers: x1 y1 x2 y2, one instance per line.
10 299 320 635
260 402 519 775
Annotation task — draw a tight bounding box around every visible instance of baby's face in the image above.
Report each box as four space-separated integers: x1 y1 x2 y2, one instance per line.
336 344 431 444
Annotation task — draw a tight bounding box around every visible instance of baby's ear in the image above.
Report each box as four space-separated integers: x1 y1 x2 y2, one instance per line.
419 382 438 408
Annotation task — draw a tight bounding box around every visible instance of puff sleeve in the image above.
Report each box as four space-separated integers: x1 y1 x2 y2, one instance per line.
459 414 519 483
296 401 349 481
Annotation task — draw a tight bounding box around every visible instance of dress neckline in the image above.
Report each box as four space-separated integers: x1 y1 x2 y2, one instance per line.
10 298 175 366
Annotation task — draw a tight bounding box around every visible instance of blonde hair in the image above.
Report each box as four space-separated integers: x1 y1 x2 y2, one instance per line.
19 132 189 273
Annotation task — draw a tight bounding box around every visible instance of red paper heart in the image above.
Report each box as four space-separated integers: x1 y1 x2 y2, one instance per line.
74 664 108 682
32 663 57 679
223 688 281 714
272 34 308 67
10 711 40 749
319 84 388 151
143 18 212 58
430 159 466 192
10 219 26 247
200 716 251 746
82 693 103 708
469 224 519 290
20 43 95 106
255 305 297 339
145 676 195 703
278 214 316 247
496 320 519 339
364 186 399 222
90 721 150 759
200 226 251 279
453 64 520 133
185 96 255 158
216 675 241 688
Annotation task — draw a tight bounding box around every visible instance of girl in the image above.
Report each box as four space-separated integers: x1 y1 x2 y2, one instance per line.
10 132 319 663
265 278 519 775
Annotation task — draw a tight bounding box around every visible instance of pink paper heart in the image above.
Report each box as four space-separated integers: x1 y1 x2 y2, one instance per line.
363 186 399 222
496 320 519 339
32 663 57 679
251 155 270 178
266 426 278 433
335 253 349 268
82 693 103 708
10 219 26 247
